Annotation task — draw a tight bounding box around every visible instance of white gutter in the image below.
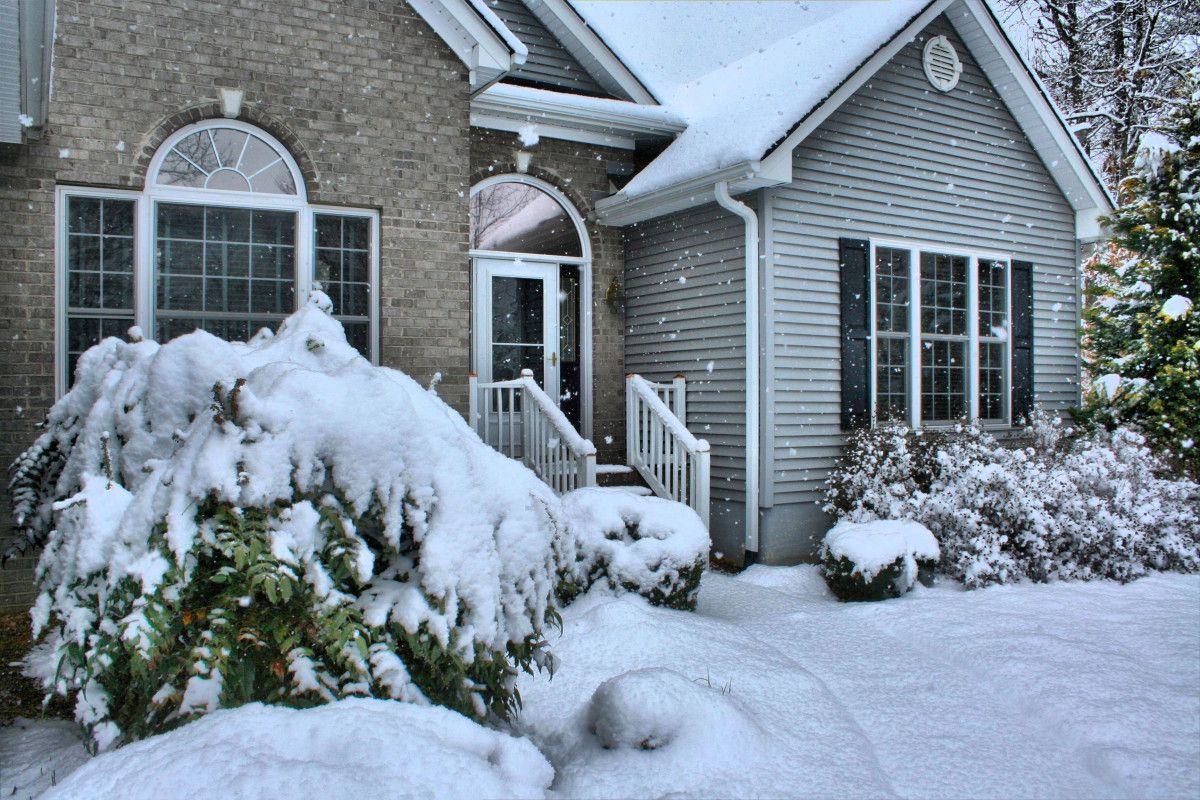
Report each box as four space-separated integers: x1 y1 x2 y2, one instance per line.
713 180 760 555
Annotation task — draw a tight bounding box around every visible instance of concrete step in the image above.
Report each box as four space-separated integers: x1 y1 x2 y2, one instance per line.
595 463 648 490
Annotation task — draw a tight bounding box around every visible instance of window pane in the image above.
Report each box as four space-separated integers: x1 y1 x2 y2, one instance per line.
66 197 134 312
920 252 968 336
979 259 1008 338
67 315 133 386
875 336 908 421
313 214 372 358
491 276 544 345
156 203 295 341
921 339 967 422
470 182 582 257
875 247 910 333
979 341 1007 421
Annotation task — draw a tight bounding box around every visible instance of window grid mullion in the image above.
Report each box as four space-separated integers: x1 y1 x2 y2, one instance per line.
908 246 920 428
968 256 980 420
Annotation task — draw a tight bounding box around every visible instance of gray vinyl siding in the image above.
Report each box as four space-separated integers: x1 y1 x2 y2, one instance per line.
0 0 20 143
624 202 748 509
491 0 606 96
766 14 1080 510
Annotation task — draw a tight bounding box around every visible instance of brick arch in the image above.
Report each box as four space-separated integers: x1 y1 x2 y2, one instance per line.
134 102 320 195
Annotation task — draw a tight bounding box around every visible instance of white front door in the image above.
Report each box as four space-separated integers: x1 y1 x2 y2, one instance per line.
473 257 560 402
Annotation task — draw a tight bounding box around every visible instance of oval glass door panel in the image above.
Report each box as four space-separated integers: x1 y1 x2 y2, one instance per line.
491 275 545 384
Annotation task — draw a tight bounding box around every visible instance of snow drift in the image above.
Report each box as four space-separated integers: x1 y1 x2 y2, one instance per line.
39 699 554 800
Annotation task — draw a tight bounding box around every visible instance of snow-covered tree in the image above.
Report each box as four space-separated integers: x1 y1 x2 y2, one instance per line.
1083 75 1200 474
1002 0 1198 188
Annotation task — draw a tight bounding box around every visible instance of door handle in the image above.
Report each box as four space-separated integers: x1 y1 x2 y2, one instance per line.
550 352 558 367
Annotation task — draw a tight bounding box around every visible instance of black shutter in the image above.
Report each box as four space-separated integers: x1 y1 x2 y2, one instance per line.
839 238 871 429
1011 260 1034 423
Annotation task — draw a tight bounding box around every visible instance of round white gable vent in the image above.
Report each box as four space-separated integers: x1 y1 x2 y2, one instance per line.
923 35 962 92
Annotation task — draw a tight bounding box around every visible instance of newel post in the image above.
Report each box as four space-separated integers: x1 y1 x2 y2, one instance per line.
672 373 687 424
625 373 636 467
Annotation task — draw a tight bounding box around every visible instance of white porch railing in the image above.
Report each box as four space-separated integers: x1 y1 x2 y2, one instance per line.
469 369 597 493
625 373 711 527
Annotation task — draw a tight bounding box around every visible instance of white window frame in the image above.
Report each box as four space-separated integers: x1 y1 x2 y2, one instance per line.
868 238 1013 428
468 174 593 440
55 121 380 396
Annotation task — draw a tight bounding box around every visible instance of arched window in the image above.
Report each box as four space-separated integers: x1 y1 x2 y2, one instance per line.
470 179 584 257
55 120 379 392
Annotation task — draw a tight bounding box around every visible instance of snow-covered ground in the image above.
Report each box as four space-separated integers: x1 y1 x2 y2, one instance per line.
3 566 1198 799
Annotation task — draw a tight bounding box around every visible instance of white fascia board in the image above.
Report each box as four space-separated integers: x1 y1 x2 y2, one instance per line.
406 0 518 91
471 83 684 150
471 110 636 149
758 0 954 181
953 0 1113 215
526 0 658 104
595 163 775 226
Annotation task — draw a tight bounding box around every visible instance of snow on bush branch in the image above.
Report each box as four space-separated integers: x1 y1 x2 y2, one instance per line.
825 413 1200 589
14 294 562 750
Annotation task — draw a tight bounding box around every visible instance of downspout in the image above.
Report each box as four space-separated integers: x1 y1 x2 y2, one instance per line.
714 181 760 555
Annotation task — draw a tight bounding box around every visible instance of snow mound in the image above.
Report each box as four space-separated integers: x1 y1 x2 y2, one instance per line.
823 519 939 582
587 667 754 751
0 719 90 799
41 699 554 800
559 488 709 609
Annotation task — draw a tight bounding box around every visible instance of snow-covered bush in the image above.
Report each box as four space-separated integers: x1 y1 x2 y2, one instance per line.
12 295 560 750
556 489 708 610
819 520 939 602
41 699 554 800
586 668 757 752
825 414 1200 589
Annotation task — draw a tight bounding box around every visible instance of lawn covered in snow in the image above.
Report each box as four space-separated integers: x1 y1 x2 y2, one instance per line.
4 566 1198 799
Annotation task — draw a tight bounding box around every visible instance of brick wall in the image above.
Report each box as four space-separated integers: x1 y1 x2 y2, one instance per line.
0 0 473 611
469 128 627 464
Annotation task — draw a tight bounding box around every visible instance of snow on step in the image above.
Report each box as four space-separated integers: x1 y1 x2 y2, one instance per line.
595 464 634 475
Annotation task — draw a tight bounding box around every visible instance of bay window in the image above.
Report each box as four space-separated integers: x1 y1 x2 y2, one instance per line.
870 241 1011 426
55 120 379 394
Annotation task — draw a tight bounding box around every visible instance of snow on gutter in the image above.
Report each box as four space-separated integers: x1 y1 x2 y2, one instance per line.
714 181 761 556
471 83 685 150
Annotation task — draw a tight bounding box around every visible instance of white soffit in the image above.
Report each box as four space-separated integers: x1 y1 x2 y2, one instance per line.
406 0 525 91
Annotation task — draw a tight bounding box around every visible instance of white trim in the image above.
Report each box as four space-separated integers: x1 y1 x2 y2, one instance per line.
868 236 1013 428
469 174 593 439
406 0 522 91
596 162 770 227
521 0 658 104
470 84 684 151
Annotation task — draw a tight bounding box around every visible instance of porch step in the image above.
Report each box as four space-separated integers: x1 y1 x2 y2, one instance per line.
595 463 647 490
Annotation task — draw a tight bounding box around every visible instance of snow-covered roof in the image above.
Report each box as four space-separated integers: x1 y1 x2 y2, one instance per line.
573 0 1112 231
573 0 930 198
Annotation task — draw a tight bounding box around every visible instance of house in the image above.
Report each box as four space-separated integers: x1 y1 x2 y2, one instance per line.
0 0 1111 605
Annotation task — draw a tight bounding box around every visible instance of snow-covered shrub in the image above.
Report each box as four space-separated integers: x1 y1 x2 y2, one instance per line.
819 520 939 602
824 413 1200 589
14 295 560 750
586 668 756 752
557 489 708 610
41 699 554 800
